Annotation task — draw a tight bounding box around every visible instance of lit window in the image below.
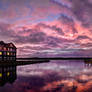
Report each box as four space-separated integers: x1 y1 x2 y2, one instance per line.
0 73 2 77
7 52 9 55
8 48 10 51
7 72 10 76
0 52 2 55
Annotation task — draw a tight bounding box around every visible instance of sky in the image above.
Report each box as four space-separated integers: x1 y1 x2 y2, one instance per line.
0 0 92 56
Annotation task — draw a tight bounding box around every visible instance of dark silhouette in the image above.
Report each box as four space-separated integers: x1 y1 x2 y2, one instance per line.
0 41 17 61
0 65 17 86
84 59 92 68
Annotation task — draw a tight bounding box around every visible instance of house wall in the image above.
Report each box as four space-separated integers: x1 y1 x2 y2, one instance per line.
0 46 16 61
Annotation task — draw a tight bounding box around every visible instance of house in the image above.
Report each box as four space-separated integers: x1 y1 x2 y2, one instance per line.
0 41 17 61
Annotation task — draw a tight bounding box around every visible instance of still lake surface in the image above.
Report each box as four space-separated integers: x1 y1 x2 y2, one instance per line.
0 60 92 92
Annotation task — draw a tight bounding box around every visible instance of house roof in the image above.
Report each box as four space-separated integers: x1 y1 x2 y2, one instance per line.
0 41 16 48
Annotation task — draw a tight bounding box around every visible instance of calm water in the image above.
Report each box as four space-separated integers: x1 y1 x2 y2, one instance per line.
0 60 92 92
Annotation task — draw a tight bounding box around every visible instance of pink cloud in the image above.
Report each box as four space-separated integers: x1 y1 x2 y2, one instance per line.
0 0 92 56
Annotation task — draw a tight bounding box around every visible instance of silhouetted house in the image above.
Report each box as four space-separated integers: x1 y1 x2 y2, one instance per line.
0 41 17 61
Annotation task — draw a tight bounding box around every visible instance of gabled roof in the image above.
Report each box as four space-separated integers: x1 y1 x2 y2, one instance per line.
0 41 16 48
7 43 17 48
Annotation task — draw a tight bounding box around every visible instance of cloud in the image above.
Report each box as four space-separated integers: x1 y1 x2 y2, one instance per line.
0 0 92 56
13 19 92 56
0 22 16 41
72 0 92 28
0 0 31 22
0 0 74 24
36 23 64 35
14 31 46 44
76 35 92 40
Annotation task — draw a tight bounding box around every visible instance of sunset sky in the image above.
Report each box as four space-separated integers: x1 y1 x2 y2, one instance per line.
0 0 92 56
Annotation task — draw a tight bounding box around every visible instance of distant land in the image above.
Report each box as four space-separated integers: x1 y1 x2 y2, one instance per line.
17 49 92 58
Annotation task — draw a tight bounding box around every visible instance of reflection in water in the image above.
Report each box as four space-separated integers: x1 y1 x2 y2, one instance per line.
0 65 17 86
84 60 92 68
0 60 92 92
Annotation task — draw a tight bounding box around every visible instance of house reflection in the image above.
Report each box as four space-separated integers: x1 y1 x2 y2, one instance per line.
84 59 92 68
0 65 17 86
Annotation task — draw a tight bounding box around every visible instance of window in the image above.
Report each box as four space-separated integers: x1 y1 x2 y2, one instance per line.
0 47 2 50
14 53 16 56
0 73 2 77
4 57 6 59
11 53 12 55
7 72 10 76
4 47 6 51
4 52 6 55
7 57 10 60
7 52 9 55
7 48 10 51
13 57 16 60
10 44 13 47
13 49 16 51
0 52 2 55
0 57 2 60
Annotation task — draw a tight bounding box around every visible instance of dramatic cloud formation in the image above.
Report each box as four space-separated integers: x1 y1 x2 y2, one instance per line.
72 0 92 28
0 0 92 56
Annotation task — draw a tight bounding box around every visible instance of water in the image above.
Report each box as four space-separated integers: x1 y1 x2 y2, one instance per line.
0 60 92 92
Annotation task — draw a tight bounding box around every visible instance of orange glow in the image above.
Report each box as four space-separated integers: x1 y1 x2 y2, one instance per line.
7 52 10 55
0 52 2 55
